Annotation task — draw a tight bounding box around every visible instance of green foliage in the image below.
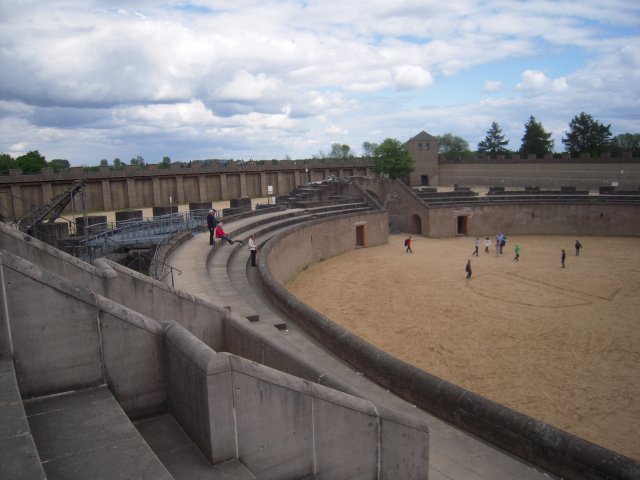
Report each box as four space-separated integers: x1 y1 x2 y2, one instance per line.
112 158 124 170
130 155 146 168
159 156 171 169
0 153 16 175
99 159 109 167
561 112 612 156
519 116 554 157
15 150 47 174
437 133 471 159
477 122 509 156
49 158 71 173
329 143 354 159
373 138 414 180
610 133 640 157
361 141 378 157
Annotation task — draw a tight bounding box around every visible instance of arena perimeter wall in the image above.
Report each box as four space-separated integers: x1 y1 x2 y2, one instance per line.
258 206 640 480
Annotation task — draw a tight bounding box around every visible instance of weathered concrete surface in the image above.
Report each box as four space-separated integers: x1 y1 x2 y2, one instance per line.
24 386 173 480
135 414 256 480
0 357 46 480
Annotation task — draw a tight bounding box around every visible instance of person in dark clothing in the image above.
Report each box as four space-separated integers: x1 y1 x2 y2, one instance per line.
207 209 219 245
465 259 472 279
561 249 566 268
575 240 582 256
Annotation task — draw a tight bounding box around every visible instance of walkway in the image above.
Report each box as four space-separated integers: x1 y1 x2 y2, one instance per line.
167 209 556 480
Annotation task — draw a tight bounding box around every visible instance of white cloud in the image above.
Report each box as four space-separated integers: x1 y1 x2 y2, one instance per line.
391 65 433 91
0 0 638 163
483 81 502 93
517 70 569 93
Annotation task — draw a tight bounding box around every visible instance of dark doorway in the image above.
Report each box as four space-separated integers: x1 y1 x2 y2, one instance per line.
457 216 468 235
420 175 429 186
355 225 366 247
409 214 422 234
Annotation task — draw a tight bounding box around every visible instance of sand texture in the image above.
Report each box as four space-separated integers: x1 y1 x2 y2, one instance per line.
286 235 640 460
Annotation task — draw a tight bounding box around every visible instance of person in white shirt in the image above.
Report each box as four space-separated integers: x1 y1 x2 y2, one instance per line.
248 235 258 266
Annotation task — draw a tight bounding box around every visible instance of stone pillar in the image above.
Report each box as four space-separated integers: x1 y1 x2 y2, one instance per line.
239 172 247 197
260 171 269 197
198 175 207 202
126 178 137 209
175 176 185 204
220 173 228 200
101 180 113 211
152 177 162 206
42 183 53 204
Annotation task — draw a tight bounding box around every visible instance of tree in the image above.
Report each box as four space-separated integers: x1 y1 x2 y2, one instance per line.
160 156 171 169
372 138 414 180
329 143 353 159
113 158 124 169
49 159 71 173
519 116 553 157
477 122 509 156
130 155 145 168
99 159 109 167
0 153 16 176
561 112 612 157
437 133 470 160
15 150 47 174
361 141 378 157
611 133 640 157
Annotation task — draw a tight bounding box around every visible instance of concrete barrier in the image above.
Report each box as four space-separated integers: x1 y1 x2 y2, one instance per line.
258 218 640 480
163 321 429 479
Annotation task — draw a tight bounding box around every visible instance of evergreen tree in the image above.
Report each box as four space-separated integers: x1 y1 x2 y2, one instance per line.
561 112 612 156
519 116 554 157
477 122 509 156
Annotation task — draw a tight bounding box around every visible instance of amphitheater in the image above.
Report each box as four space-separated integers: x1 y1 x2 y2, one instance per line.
1 134 640 480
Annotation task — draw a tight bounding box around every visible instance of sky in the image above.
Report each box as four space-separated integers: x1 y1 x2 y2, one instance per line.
1 1 639 167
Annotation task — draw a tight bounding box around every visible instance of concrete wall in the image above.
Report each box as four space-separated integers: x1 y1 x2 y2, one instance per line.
266 210 389 285
0 251 167 417
0 160 375 218
258 206 640 480
426 202 640 237
438 156 640 189
164 321 429 480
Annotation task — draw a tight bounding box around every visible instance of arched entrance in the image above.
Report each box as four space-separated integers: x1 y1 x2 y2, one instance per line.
408 214 422 234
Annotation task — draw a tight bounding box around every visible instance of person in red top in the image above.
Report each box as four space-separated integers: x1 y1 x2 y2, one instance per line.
215 222 235 245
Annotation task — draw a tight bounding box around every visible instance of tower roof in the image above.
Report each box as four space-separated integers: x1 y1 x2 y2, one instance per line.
409 131 438 142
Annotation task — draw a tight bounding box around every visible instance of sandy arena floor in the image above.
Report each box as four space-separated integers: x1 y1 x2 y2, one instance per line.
286 235 640 460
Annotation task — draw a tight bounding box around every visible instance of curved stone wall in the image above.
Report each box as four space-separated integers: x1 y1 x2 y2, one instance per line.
258 203 640 480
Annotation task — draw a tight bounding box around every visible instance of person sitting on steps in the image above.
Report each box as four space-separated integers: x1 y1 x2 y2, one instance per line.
215 222 235 245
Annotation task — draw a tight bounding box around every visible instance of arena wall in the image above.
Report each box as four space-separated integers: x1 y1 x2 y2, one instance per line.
437 155 640 190
258 206 640 480
426 202 640 237
0 160 374 218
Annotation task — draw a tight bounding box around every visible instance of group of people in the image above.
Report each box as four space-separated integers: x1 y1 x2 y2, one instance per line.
207 209 258 266
466 234 583 278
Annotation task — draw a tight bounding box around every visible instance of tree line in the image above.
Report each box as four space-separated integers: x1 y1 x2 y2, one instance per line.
1 111 637 177
440 112 640 160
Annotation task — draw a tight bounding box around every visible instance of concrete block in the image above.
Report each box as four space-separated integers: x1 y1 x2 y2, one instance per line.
0 357 46 480
163 323 236 464
4 264 103 397
232 370 314 480
25 386 172 480
312 396 377 480
98 300 166 417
